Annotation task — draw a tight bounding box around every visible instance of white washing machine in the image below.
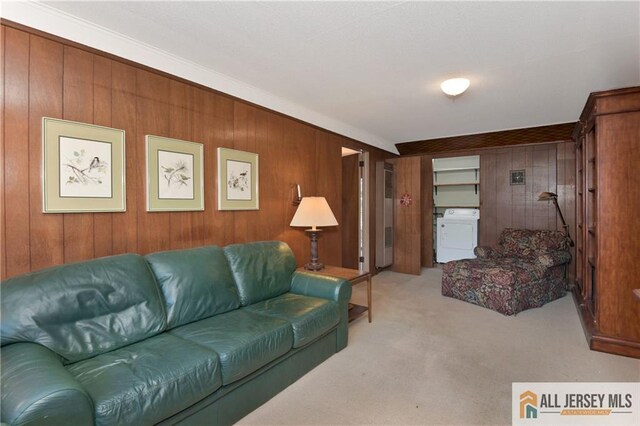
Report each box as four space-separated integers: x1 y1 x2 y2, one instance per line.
436 208 480 263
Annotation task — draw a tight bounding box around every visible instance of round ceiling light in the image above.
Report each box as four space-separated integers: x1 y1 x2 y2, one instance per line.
440 78 470 97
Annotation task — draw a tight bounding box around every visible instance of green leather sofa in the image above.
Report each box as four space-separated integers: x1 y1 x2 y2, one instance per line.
0 241 351 426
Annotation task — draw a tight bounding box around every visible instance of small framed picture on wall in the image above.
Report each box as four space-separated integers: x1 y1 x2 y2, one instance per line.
42 117 126 213
510 169 525 185
145 135 204 212
217 148 259 210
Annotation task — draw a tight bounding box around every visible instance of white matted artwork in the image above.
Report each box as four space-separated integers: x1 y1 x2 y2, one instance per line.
42 117 125 213
217 148 259 210
59 137 113 198
158 150 194 200
226 160 252 200
146 135 204 212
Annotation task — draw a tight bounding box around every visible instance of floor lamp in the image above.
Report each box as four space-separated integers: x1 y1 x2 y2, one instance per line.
538 191 574 247
290 197 338 271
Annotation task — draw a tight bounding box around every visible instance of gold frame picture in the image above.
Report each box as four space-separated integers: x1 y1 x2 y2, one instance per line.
42 117 126 213
146 135 204 212
217 148 259 210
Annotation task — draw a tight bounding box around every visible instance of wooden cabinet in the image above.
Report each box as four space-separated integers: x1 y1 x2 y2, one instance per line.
573 87 640 358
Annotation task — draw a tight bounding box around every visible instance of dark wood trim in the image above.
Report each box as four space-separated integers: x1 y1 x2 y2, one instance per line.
0 18 388 156
578 86 640 122
396 123 576 156
572 288 640 359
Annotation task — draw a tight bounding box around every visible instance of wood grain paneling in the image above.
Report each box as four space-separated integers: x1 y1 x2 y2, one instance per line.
341 153 359 269
396 122 576 155
1 24 391 279
28 34 64 271
63 46 95 264
390 156 421 275
315 132 342 267
136 70 171 254
424 143 572 256
111 62 138 255
478 145 559 245
93 55 114 258
3 28 30 277
420 155 433 267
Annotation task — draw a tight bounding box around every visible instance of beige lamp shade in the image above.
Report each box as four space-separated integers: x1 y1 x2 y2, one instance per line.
290 197 338 231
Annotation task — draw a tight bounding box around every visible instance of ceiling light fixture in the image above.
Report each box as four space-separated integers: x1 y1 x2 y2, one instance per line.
440 78 470 97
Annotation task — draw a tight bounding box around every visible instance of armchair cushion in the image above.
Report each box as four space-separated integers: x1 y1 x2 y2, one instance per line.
499 228 569 258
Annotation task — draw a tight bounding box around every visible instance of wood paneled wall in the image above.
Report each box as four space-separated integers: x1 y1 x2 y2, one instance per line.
0 24 390 279
418 142 575 270
480 144 559 247
389 156 422 275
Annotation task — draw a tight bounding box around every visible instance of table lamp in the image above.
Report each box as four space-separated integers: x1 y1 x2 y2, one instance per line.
290 196 338 270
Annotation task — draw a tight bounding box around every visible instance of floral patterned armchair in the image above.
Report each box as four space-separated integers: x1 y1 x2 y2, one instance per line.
441 228 571 315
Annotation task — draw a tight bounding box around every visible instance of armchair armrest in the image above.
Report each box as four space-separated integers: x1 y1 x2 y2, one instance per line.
1 343 93 425
290 271 352 351
536 251 571 267
474 246 501 258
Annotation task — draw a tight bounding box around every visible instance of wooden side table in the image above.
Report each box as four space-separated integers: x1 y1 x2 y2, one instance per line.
297 266 372 323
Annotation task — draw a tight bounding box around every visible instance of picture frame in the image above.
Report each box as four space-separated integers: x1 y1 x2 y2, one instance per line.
510 170 525 185
217 148 259 210
146 135 204 212
42 117 126 213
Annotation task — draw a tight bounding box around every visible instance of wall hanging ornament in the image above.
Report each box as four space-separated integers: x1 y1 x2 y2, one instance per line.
400 192 413 207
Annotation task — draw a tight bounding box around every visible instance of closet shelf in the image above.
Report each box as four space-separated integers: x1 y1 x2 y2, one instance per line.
433 182 479 187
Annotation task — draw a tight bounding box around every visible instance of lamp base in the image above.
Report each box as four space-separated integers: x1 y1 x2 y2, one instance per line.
304 229 324 271
304 262 325 271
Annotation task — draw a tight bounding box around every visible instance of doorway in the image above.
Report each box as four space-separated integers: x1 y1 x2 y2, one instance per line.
341 147 369 271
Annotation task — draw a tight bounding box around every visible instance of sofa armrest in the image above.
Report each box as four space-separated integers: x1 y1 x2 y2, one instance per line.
290 272 352 351
290 271 351 302
536 251 571 268
1 343 94 426
474 246 501 258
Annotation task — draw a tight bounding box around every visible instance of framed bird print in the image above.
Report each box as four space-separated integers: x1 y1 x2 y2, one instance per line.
217 148 259 210
146 135 204 211
42 117 126 213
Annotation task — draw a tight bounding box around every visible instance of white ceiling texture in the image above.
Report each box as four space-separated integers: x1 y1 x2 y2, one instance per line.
3 1 639 154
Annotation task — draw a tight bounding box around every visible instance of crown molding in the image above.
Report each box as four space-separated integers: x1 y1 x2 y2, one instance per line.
1 1 398 154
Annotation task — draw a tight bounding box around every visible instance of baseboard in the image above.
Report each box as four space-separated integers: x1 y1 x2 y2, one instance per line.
571 287 640 359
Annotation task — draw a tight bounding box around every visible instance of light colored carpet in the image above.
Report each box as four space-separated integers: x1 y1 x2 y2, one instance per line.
239 268 640 425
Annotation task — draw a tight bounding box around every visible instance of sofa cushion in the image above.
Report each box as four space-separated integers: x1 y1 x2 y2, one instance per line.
0 254 166 363
223 241 296 306
245 293 339 348
146 246 240 329
66 333 221 426
170 309 293 385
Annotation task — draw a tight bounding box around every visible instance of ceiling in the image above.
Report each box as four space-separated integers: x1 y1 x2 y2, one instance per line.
6 1 640 154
